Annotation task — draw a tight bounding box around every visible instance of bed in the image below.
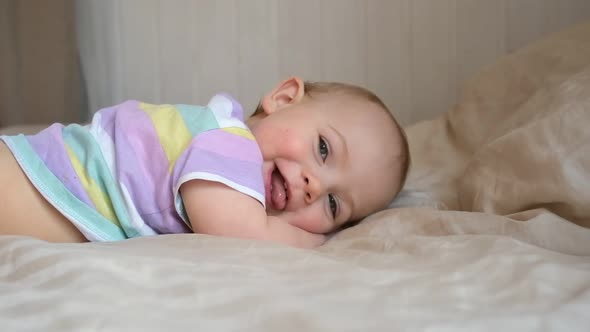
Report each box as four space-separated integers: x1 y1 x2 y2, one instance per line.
1 21 590 331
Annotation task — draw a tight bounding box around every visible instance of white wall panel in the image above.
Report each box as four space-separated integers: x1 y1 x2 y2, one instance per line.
192 0 239 104
320 0 367 86
236 0 279 110
118 0 160 102
277 0 322 82
77 0 590 125
410 0 458 124
158 0 194 103
507 0 590 52
456 0 507 85
367 0 411 120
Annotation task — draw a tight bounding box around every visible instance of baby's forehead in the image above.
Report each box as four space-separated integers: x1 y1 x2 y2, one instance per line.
328 102 398 140
322 96 401 155
349 158 402 219
335 121 403 220
318 93 392 121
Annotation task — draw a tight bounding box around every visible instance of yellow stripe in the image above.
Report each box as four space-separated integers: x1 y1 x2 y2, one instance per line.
222 127 255 140
65 145 120 226
140 103 192 172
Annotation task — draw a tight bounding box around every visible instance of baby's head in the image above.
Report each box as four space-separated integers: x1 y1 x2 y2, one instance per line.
246 77 410 234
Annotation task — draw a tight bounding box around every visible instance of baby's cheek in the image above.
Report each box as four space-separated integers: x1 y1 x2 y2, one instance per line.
279 130 307 158
289 207 330 234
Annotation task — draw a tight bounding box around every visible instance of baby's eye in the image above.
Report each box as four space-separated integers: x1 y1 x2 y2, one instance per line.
328 194 338 219
319 136 329 162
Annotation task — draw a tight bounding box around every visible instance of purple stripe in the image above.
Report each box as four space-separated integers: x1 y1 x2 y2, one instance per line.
193 129 262 163
141 206 190 234
99 101 187 233
26 124 95 208
173 137 265 200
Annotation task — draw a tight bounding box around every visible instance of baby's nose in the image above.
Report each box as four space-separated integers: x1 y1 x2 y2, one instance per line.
303 174 322 204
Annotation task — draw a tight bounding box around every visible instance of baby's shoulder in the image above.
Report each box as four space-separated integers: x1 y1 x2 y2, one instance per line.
205 93 248 129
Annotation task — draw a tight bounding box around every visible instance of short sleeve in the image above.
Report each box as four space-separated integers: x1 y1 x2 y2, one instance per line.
170 94 265 226
171 129 265 225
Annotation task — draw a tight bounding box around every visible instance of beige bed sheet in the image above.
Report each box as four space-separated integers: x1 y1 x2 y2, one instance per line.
2 21 590 332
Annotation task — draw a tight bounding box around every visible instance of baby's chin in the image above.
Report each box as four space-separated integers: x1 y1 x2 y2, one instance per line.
265 207 282 218
265 208 275 216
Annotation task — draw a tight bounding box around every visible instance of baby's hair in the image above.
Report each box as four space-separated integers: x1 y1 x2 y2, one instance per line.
253 81 411 228
253 81 387 116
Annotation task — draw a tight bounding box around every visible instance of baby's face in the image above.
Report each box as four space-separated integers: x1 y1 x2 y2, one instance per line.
247 94 403 234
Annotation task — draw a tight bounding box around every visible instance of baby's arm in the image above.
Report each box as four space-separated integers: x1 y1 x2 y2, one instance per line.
180 180 326 249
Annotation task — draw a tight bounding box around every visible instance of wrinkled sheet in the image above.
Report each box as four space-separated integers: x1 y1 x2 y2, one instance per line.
2 21 590 332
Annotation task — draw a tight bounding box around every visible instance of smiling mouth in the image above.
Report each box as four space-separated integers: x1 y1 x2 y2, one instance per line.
270 167 288 210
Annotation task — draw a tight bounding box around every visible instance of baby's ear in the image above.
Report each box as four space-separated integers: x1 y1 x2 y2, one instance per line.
260 77 304 114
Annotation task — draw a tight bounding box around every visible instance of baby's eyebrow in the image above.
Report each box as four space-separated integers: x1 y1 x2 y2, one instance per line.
327 124 354 223
328 125 349 164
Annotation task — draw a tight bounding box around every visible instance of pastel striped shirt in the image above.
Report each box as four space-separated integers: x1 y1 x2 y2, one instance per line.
1 94 265 241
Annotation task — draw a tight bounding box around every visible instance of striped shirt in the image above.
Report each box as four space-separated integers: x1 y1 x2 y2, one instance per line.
1 94 264 241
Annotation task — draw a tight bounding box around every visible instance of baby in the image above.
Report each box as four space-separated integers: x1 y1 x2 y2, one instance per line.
0 77 409 248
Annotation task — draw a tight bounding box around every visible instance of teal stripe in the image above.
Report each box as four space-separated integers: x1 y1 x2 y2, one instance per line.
62 125 140 238
1 135 126 241
175 104 219 136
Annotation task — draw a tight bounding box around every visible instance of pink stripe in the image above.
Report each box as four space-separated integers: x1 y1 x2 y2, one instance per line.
193 129 262 163
172 129 264 200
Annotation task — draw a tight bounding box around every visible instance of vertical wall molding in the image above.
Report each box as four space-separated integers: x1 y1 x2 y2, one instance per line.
77 0 590 125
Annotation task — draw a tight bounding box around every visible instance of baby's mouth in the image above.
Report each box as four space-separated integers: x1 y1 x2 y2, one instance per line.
270 168 288 210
